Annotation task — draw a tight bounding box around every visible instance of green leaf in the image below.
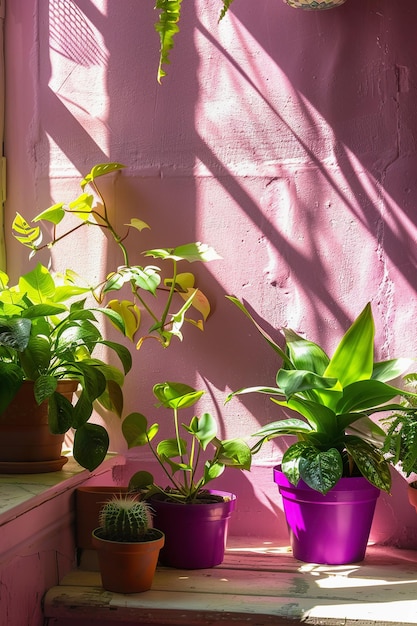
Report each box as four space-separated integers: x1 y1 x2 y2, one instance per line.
155 0 183 83
324 303 374 387
204 460 225 482
75 362 107 401
218 438 252 470
99 379 124 417
71 392 93 428
122 412 159 448
73 423 109 471
48 390 74 434
19 263 56 303
345 436 391 492
153 381 204 410
0 318 32 350
157 437 186 458
277 368 339 399
219 0 235 21
372 358 414 383
128 470 155 492
144 242 221 263
34 375 57 404
185 412 217 450
80 163 125 189
19 336 51 379
68 193 94 221
22 303 67 318
336 379 403 414
126 218 150 232
299 446 344 494
99 339 132 375
12 213 42 248
33 203 65 225
283 328 330 375
272 396 339 436
0 363 24 413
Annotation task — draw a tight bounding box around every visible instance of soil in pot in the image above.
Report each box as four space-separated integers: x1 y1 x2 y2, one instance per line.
92 528 164 593
274 466 380 565
149 489 236 569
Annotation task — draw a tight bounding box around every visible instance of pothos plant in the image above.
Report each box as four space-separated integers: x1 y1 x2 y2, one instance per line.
226 299 417 495
122 381 252 503
0 262 132 470
12 162 220 350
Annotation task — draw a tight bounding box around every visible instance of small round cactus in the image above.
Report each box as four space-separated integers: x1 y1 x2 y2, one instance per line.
99 496 153 542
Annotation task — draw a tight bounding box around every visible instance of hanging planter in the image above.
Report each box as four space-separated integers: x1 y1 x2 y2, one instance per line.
284 0 347 9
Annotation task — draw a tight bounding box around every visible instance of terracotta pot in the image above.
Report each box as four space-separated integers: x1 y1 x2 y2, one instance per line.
274 466 379 564
75 486 129 550
284 0 346 9
0 379 77 472
407 483 417 513
150 490 236 569
92 528 165 593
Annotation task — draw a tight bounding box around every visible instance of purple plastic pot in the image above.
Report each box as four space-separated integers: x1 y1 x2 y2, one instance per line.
274 466 380 564
150 490 236 569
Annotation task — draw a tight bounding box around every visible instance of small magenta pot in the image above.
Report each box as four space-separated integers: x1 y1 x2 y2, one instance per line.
274 466 380 564
150 490 236 569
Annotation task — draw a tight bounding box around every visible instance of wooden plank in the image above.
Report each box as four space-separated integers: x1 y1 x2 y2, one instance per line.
43 543 417 625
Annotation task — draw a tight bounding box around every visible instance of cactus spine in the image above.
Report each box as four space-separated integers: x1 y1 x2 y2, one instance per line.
99 496 153 542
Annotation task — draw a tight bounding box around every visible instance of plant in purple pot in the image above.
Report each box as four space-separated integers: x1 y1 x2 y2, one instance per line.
226 299 417 563
121 381 252 568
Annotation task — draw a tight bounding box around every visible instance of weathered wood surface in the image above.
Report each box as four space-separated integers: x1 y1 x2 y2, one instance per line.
43 540 417 625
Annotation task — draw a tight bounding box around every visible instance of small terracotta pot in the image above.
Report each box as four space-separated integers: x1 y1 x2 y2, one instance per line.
75 486 129 550
407 483 417 513
284 0 346 9
92 528 164 593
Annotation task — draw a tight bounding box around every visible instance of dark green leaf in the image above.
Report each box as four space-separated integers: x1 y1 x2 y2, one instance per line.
48 391 74 434
73 423 109 471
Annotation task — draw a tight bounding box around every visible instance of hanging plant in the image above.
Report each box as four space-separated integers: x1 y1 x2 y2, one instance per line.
155 0 233 83
154 0 346 82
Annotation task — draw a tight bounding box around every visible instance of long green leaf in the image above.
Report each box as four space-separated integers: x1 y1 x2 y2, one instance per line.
324 303 374 386
155 0 183 83
283 328 330 374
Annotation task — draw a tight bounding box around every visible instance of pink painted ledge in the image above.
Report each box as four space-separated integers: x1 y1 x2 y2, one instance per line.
0 454 125 526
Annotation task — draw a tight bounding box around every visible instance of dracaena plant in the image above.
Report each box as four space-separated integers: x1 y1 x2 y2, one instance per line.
226 298 417 495
155 0 234 82
12 163 220 350
0 262 132 470
121 381 252 503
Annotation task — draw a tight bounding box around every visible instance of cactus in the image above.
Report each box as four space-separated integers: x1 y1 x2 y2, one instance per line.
99 496 153 542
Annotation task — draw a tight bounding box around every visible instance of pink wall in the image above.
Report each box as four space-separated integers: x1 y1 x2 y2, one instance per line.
4 0 417 544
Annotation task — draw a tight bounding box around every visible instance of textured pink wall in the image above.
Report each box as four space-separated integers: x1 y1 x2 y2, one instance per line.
4 0 417 544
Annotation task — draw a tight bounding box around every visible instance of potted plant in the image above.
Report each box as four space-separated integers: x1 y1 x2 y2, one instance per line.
0 262 131 472
13 162 220 350
92 495 164 593
226 298 416 564
122 381 252 569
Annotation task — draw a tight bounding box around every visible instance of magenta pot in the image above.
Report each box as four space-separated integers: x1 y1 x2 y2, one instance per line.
274 466 380 564
150 490 236 569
